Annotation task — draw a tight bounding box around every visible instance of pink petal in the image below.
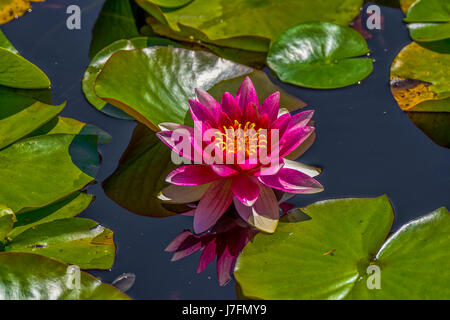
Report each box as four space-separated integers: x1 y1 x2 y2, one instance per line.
165 231 192 252
171 238 203 261
233 185 279 233
156 123 203 161
287 110 314 131
279 126 315 157
242 102 259 124
258 168 323 194
216 243 235 286
270 113 291 138
166 165 220 186
211 164 239 177
236 76 258 110
189 99 217 126
259 91 280 123
221 92 242 121
231 175 260 207
195 88 220 120
252 158 284 176
285 131 316 160
197 239 217 274
194 179 233 233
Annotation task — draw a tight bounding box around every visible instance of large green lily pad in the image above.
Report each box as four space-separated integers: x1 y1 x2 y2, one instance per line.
84 37 180 119
0 253 130 300
235 196 450 299
5 218 115 269
267 22 373 89
138 0 363 52
94 47 252 130
8 192 93 239
404 0 450 42
390 41 450 147
0 134 98 212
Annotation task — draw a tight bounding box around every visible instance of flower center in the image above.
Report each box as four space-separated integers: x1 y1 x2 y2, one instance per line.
214 120 268 158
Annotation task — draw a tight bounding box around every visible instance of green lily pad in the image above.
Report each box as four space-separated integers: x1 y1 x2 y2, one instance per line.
235 196 450 299
94 47 252 130
0 89 65 149
390 41 450 147
138 0 363 52
404 0 450 42
0 31 50 89
103 124 188 217
0 252 130 300
89 0 140 59
5 218 115 269
0 205 15 241
8 192 94 239
267 22 373 89
0 134 98 212
84 37 180 120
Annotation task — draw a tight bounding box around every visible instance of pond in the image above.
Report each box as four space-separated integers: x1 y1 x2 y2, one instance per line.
1 0 449 299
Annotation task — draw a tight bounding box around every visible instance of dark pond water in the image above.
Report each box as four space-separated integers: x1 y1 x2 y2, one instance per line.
1 0 449 299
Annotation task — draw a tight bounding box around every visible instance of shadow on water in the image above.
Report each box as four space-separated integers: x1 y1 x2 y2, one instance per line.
1 1 449 299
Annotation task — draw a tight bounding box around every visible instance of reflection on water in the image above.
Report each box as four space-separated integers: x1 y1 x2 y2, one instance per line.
1 0 449 299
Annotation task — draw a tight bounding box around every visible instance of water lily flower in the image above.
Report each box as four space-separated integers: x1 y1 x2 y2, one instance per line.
157 77 323 234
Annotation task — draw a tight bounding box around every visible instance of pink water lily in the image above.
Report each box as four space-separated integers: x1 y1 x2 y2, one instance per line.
157 77 323 234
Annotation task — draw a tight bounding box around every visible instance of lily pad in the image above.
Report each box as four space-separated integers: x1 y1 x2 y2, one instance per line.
5 218 115 269
390 41 450 147
8 192 94 239
0 134 98 212
138 0 363 52
89 0 140 59
84 37 180 120
0 31 50 89
0 253 130 300
94 47 252 130
267 22 373 89
0 91 65 149
150 0 192 8
404 0 450 42
235 196 450 299
0 205 15 241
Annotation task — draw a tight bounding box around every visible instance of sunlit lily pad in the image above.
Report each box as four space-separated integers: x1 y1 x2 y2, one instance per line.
84 37 180 119
267 22 373 89
5 218 115 269
138 0 363 52
404 0 450 42
94 47 252 130
8 192 93 239
0 253 130 300
0 0 43 25
0 134 98 212
390 41 450 147
235 196 450 299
